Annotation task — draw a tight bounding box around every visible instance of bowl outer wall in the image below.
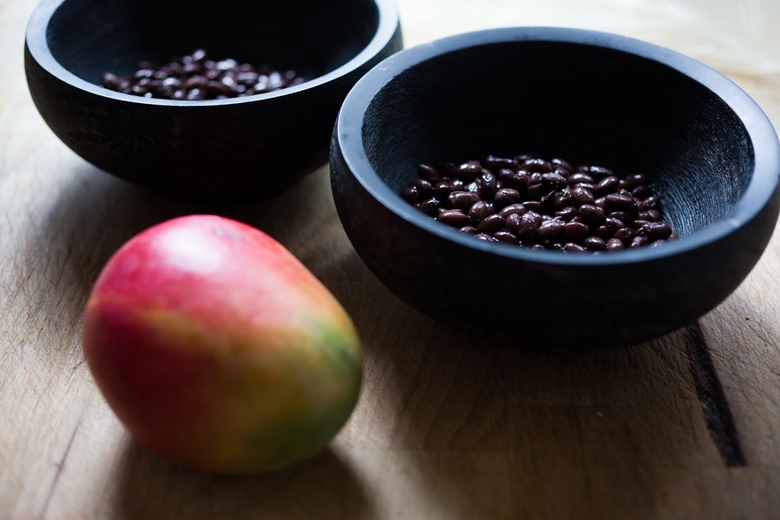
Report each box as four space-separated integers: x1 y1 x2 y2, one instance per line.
330 27 780 351
24 0 403 201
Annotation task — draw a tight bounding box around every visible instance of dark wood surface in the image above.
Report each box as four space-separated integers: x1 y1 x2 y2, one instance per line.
3 0 780 518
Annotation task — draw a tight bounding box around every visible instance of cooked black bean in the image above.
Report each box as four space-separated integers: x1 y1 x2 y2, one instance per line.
595 176 620 196
564 242 587 253
433 181 453 200
457 160 483 180
476 214 505 235
402 154 678 252
401 186 419 204
494 230 519 244
438 209 471 227
563 221 589 243
538 219 565 241
418 164 440 182
638 221 672 241
579 204 606 226
498 203 527 218
522 200 546 214
584 236 608 251
570 186 595 205
418 198 441 215
449 191 481 210
468 201 490 225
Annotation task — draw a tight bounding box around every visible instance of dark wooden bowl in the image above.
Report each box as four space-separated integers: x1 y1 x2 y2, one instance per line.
330 27 780 351
25 0 402 201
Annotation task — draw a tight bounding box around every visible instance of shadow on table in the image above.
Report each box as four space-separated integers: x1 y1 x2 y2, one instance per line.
24 162 352 363
351 273 726 518
111 438 372 520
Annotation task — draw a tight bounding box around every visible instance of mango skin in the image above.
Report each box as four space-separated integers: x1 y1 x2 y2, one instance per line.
82 215 362 474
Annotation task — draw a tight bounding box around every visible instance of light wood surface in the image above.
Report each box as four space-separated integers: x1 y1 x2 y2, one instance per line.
3 1 780 519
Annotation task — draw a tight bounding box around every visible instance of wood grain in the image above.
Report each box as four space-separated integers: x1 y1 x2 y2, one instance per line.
3 0 780 519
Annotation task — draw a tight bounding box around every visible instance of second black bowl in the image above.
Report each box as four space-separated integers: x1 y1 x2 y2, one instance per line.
331 27 780 351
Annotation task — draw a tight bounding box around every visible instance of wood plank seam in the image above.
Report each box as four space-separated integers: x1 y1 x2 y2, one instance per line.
683 321 746 467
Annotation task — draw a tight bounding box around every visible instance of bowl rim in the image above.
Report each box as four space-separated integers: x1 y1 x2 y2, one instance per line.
334 26 780 267
25 0 400 106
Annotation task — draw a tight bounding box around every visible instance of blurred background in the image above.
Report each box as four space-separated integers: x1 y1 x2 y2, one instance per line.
396 0 780 77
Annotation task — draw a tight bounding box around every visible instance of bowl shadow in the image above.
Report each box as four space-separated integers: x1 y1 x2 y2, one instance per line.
351 272 727 517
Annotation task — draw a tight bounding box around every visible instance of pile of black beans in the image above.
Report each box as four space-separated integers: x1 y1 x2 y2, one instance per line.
100 49 307 100
401 154 678 252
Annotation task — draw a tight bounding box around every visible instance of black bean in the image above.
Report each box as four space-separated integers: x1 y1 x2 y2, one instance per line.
418 198 441 216
551 158 573 173
584 236 608 251
411 178 434 199
605 217 624 234
640 195 662 210
632 185 653 200
418 164 440 182
568 172 594 185
521 202 545 216
621 173 647 189
480 171 498 199
498 203 527 218
570 186 595 206
493 230 518 244
468 201 490 225
457 161 483 180
538 219 565 241
555 206 579 221
564 221 589 243
505 213 523 235
595 175 620 196
494 188 522 208
522 158 553 173
579 204 606 226
516 211 542 240
449 191 481 210
564 242 587 253
433 181 452 200
541 173 568 191
613 227 635 245
483 155 517 171
476 214 506 235
401 186 419 204
638 221 672 241
601 193 637 213
594 225 610 240
438 209 470 227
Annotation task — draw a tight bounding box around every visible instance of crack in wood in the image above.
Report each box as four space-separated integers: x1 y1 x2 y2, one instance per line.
37 419 81 520
683 321 746 468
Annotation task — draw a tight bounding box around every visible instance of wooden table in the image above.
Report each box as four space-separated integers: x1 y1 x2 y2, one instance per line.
3 1 780 518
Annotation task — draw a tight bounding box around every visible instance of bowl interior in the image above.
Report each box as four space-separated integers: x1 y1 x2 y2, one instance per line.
361 38 754 238
47 0 381 85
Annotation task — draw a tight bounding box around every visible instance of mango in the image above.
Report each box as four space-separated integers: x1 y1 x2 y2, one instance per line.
82 215 362 474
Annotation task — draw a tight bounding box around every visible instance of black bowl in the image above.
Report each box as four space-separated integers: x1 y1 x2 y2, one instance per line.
330 27 780 351
25 0 402 201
